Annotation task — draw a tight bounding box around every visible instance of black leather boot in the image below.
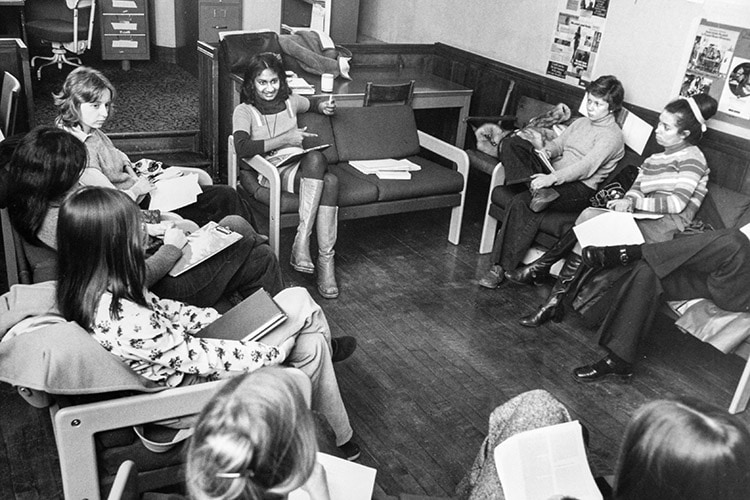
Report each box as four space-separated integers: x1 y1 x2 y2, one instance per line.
519 253 587 327
505 228 578 285
581 244 642 269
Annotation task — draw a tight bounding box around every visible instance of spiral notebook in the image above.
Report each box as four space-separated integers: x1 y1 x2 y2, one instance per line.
266 144 330 168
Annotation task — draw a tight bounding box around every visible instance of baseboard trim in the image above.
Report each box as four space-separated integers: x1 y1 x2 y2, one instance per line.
110 129 201 155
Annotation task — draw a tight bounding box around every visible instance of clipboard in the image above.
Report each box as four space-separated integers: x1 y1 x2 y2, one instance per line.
168 222 243 277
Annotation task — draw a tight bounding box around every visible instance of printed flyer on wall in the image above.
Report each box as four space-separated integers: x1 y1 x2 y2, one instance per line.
546 0 610 87
679 19 750 127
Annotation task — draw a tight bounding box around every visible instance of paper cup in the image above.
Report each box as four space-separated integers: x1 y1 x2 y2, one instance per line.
321 73 334 92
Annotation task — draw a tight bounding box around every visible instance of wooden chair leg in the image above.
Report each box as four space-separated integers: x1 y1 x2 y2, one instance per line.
729 355 750 414
479 162 504 254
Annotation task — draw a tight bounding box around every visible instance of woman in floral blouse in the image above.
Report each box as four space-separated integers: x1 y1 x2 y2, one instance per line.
55 186 358 457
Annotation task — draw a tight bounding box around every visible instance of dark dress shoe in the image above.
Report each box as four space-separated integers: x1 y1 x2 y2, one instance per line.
331 336 357 363
529 187 560 212
573 354 633 382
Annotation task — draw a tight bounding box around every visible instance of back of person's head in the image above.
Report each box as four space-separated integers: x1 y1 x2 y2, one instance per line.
614 398 750 500
664 94 718 145
239 52 291 105
586 75 624 113
54 66 116 128
187 367 318 500
7 126 87 245
56 186 146 329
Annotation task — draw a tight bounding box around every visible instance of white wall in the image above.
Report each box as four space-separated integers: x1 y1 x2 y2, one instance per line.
359 0 750 138
152 0 176 48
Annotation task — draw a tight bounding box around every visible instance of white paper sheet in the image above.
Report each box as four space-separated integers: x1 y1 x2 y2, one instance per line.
112 0 137 8
619 108 654 155
148 173 202 212
573 210 645 248
494 420 602 500
288 452 376 500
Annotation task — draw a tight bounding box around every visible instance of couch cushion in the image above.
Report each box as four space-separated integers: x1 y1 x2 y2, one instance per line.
331 105 421 161
298 112 339 164
219 31 282 74
334 156 463 203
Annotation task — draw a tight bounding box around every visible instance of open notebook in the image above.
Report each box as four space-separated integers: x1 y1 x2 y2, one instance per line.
266 144 331 168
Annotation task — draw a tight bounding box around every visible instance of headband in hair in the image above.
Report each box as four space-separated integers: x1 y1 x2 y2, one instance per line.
216 470 255 479
681 96 707 132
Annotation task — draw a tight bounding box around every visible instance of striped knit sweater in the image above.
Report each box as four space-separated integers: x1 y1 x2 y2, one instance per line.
625 143 709 221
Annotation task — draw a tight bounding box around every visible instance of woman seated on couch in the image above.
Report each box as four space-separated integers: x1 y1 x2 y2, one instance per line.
505 94 718 328
6 126 283 310
478 75 625 290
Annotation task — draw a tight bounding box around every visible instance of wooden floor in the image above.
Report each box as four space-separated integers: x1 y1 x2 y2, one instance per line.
2 200 750 498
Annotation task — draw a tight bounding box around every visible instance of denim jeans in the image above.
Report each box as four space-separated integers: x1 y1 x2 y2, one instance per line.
491 182 595 271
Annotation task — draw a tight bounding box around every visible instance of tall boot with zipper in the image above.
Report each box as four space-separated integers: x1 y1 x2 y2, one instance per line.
316 205 339 299
519 253 592 327
290 178 324 273
504 227 578 285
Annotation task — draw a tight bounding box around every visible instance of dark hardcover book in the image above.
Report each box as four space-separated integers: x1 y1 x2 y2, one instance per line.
195 288 288 342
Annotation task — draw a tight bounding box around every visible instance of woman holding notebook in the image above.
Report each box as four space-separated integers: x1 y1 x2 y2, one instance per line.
456 390 750 500
233 52 341 299
54 186 360 459
478 75 625 291
6 126 283 310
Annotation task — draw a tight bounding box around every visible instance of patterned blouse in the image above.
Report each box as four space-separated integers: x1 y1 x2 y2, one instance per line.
91 290 283 387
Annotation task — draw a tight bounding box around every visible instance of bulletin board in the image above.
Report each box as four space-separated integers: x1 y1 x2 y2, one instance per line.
679 18 750 129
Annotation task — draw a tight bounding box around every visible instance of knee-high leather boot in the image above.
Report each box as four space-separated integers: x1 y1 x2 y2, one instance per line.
291 178 324 273
519 253 591 327
505 227 578 285
316 205 339 299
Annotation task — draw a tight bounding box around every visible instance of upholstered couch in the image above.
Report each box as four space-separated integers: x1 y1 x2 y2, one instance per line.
228 103 468 257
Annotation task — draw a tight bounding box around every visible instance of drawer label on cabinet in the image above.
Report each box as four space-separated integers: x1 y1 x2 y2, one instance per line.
112 39 139 48
112 21 138 30
112 0 137 8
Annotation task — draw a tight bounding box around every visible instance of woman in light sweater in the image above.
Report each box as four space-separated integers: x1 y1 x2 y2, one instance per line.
479 75 625 289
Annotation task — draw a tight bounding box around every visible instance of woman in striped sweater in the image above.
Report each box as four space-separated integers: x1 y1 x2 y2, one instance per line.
506 93 718 327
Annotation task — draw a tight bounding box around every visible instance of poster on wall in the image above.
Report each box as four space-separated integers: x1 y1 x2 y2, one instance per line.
679 19 750 127
546 0 609 87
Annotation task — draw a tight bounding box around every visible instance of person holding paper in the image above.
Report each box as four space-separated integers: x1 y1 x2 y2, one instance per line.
456 389 750 500
503 94 717 328
5 127 284 310
573 227 750 382
187 367 336 500
54 66 250 226
54 187 359 458
233 52 341 299
479 75 625 290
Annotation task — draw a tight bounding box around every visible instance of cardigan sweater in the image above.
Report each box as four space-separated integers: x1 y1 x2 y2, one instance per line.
62 126 137 191
543 113 625 190
626 142 709 221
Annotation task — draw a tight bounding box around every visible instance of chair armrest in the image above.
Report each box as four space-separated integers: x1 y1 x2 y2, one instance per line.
54 380 228 500
465 115 517 127
417 130 469 245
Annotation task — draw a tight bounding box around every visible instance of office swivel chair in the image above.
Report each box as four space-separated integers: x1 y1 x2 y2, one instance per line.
25 0 96 79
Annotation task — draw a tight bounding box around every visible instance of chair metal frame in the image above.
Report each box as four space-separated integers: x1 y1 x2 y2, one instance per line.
28 0 97 79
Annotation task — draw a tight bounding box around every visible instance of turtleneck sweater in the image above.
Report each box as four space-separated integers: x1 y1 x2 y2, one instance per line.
543 113 625 189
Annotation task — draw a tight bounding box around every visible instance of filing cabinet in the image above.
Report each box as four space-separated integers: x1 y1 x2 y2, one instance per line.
100 0 150 67
199 0 242 44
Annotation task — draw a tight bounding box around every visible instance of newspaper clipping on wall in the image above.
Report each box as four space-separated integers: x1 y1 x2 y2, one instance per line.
546 0 610 87
680 19 750 128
